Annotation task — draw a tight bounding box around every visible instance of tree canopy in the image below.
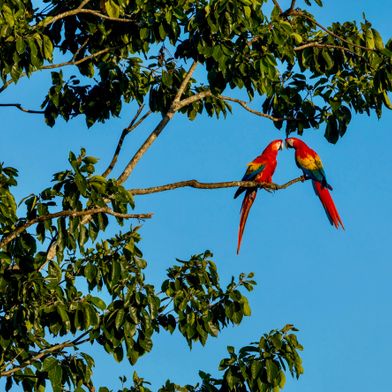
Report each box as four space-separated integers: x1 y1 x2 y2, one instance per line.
0 0 390 391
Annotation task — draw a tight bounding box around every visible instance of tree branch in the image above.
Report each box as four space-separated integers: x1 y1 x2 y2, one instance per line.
173 61 199 103
102 105 152 178
218 95 289 122
272 0 283 13
0 103 44 114
291 10 371 51
40 8 136 28
0 47 114 94
116 61 199 184
0 330 92 377
40 47 113 70
294 42 355 54
78 0 92 9
175 90 213 111
129 176 307 195
0 208 153 250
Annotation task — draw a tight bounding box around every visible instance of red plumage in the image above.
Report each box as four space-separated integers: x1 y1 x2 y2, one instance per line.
237 190 257 254
285 137 344 229
235 140 283 254
313 181 345 229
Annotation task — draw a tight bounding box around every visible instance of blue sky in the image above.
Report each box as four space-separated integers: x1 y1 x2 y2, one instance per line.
1 0 391 391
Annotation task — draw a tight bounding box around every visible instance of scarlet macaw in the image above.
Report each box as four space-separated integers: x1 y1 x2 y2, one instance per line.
234 139 283 253
285 137 344 229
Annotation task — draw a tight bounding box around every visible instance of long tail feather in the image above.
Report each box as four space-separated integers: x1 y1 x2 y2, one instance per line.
312 181 344 229
237 190 257 254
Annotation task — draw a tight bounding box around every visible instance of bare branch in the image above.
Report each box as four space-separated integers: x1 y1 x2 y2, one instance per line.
117 115 172 184
130 176 307 195
218 95 289 122
173 61 198 103
291 10 371 51
176 90 213 111
272 0 283 13
102 105 152 177
0 79 17 93
0 208 153 250
117 61 199 184
0 103 44 114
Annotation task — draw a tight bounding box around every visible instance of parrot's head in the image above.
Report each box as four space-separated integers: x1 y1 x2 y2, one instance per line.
265 139 283 153
285 137 302 149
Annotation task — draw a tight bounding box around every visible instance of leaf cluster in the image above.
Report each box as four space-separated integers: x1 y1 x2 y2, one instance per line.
1 159 281 391
0 0 390 141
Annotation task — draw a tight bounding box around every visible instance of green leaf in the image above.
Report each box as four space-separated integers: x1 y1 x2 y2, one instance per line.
57 304 71 332
43 35 54 60
325 115 339 143
372 28 384 49
105 0 120 18
115 309 125 329
365 28 375 49
16 38 26 55
382 91 392 109
291 33 303 44
48 363 63 392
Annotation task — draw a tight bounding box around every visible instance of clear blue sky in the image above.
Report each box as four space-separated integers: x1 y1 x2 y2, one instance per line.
1 1 391 391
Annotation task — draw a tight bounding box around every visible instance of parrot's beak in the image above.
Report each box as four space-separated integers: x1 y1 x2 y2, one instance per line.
285 139 291 149
279 142 284 150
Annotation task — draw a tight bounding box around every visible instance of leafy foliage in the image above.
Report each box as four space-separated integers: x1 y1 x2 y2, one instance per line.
0 0 390 390
0 0 391 141
97 324 303 391
0 155 272 391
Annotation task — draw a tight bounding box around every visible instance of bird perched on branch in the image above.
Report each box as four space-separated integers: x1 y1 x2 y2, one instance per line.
234 139 283 254
285 137 344 229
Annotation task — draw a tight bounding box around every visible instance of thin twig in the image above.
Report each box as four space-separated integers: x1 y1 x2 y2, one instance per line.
102 106 152 177
77 0 92 9
0 48 114 94
0 79 13 94
294 42 355 54
40 8 135 28
0 103 44 114
219 95 289 122
0 208 153 250
291 10 371 51
129 176 307 195
117 61 199 184
41 47 113 70
272 0 283 13
71 37 91 61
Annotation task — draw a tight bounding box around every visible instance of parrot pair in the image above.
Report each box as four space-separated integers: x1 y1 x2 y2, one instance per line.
235 137 344 254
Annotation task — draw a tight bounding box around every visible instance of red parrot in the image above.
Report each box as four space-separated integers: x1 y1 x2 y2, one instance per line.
234 139 283 254
285 137 344 229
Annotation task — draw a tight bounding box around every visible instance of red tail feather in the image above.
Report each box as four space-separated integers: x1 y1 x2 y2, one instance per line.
237 190 257 254
312 181 344 229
